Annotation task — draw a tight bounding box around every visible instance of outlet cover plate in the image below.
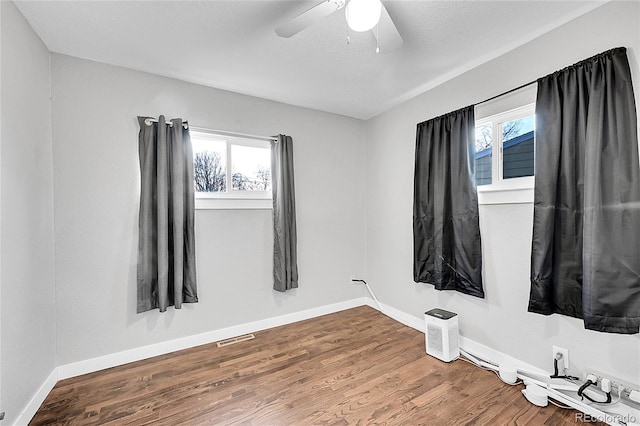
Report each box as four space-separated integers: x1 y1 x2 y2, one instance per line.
552 345 569 370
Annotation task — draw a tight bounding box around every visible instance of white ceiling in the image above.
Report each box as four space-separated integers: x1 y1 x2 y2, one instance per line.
15 0 606 119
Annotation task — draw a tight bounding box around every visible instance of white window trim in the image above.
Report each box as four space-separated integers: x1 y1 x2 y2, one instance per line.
476 103 535 205
191 129 273 210
195 197 272 210
477 182 534 205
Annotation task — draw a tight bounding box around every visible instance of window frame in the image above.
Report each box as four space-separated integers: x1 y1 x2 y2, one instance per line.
191 129 273 210
475 103 536 205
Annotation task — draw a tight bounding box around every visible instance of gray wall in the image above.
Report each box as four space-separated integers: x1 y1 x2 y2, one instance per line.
364 1 640 384
0 2 57 424
4 2 640 420
50 54 368 366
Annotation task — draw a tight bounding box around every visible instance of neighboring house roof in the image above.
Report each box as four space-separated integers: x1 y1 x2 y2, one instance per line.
476 130 534 159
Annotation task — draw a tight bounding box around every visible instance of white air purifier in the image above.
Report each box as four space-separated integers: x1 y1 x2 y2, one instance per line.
424 308 459 362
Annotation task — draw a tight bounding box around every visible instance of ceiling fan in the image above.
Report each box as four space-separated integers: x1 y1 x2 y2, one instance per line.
275 0 403 53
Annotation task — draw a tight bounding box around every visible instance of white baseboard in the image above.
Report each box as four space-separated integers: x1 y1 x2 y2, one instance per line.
23 296 552 425
458 335 548 377
376 300 425 331
368 300 640 426
57 297 370 380
55 296 548 382
14 368 57 426
369 300 548 377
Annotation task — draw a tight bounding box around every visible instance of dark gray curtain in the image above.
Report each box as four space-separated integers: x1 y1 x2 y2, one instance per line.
271 135 299 292
529 47 640 334
413 106 484 298
137 116 198 313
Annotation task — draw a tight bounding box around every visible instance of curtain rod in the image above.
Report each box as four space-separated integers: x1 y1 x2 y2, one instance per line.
189 126 278 142
143 117 189 128
143 119 278 142
474 79 537 107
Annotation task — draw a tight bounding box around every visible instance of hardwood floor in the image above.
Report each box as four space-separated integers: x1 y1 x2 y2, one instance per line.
31 306 594 425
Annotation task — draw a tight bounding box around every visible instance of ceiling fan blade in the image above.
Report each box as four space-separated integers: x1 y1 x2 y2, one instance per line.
372 3 403 52
275 0 345 38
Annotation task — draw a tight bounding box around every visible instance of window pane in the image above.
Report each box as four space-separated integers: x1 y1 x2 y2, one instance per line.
231 145 271 191
475 124 492 186
501 115 534 180
192 138 227 192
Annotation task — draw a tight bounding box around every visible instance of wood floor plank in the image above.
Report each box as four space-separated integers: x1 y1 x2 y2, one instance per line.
31 306 600 425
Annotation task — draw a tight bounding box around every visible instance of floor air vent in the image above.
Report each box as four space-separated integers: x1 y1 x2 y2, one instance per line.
216 334 255 347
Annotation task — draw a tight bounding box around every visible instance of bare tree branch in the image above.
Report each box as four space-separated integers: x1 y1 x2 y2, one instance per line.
194 151 226 192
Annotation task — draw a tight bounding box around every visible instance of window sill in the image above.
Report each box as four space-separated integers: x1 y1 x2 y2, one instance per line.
477 184 533 205
195 198 272 210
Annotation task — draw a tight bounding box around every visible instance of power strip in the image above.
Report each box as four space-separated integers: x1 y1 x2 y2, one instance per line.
585 369 640 402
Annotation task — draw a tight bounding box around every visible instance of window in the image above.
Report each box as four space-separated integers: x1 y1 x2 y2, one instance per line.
475 103 535 204
191 130 272 209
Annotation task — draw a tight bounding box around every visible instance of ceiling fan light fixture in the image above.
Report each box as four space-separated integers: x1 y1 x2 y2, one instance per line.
345 0 382 32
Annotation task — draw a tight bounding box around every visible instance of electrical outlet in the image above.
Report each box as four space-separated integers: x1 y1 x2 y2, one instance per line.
552 345 569 370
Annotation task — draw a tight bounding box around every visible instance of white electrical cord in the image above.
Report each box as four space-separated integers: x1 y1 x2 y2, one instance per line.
459 350 522 385
351 279 383 313
459 346 633 422
459 348 497 370
459 354 499 376
549 399 575 410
